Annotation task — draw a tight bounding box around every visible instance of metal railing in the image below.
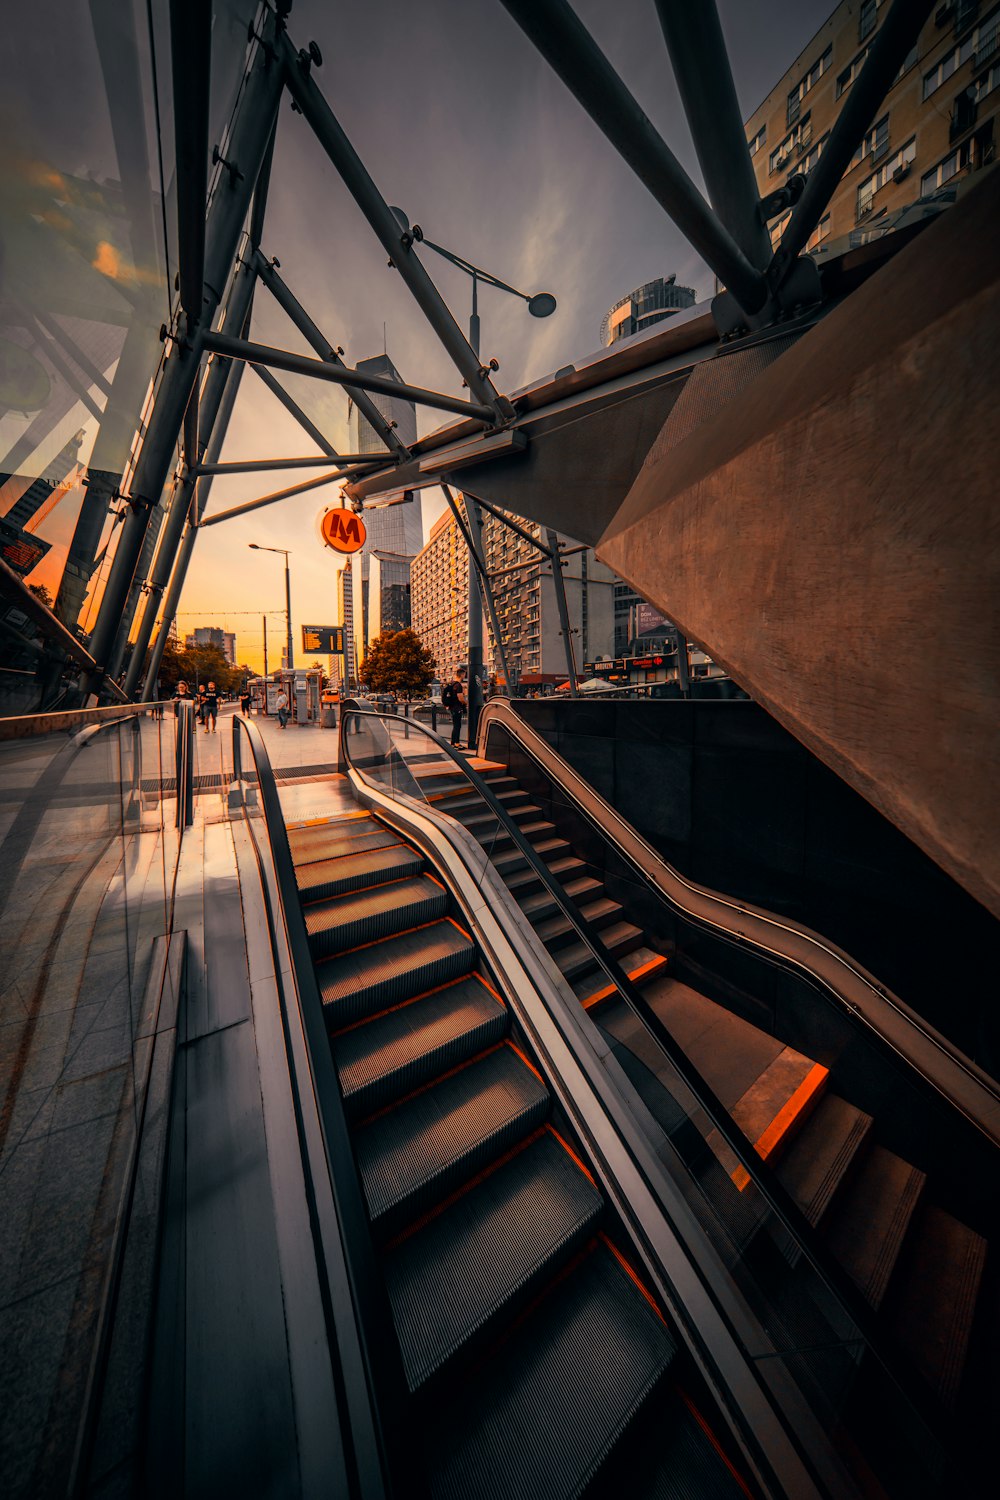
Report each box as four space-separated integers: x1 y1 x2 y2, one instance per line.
339 706 950 1494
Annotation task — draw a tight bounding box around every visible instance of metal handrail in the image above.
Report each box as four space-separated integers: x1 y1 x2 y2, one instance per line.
231 714 416 1500
480 698 1000 1142
340 707 949 1444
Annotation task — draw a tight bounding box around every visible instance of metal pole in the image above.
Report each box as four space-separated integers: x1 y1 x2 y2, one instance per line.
773 0 935 283
139 318 248 700
83 14 283 697
498 0 767 314
251 363 339 456
199 329 496 422
654 0 771 271
276 29 510 419
169 0 211 331
285 555 294 671
546 528 579 697
198 466 372 528
126 251 257 697
675 630 691 698
442 484 514 702
253 253 407 458
194 453 376 475
465 308 484 744
263 614 269 685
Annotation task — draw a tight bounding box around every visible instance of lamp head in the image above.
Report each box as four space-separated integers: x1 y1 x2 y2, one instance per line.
527 292 557 319
248 543 260 550
389 206 410 233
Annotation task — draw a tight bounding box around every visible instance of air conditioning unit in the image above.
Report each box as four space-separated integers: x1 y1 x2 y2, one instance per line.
892 162 911 183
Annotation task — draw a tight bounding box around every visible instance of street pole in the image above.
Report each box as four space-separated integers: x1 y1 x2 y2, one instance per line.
467 305 484 747
263 615 268 683
285 554 294 670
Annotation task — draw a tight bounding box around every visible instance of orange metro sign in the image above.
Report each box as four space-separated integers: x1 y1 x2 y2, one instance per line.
320 506 366 554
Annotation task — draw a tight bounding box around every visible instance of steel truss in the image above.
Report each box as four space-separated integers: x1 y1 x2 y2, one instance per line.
65 0 932 704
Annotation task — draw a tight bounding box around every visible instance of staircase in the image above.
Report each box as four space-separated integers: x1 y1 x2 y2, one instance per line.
423 759 990 1419
287 806 750 1498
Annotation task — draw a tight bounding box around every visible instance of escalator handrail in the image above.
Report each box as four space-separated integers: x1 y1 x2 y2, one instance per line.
480 698 1000 1144
339 708 949 1443
231 714 412 1500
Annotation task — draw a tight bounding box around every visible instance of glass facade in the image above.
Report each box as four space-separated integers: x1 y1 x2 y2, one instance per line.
600 276 696 347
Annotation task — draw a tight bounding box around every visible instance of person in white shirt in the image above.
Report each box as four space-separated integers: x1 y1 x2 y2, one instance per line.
275 688 289 729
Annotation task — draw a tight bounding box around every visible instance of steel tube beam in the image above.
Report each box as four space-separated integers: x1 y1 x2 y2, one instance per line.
200 329 497 421
199 467 367 528
83 14 283 696
124 253 257 697
773 0 935 280
170 0 211 328
465 492 553 558
250 363 339 457
193 454 377 475
253 252 406 457
545 528 579 696
140 341 247 699
499 0 767 313
276 30 509 417
654 0 771 271
21 310 105 422
31 306 113 398
249 116 278 251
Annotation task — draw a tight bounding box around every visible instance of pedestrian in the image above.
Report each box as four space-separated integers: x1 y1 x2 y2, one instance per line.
275 686 289 729
240 687 251 716
173 680 192 717
203 681 219 734
442 665 467 748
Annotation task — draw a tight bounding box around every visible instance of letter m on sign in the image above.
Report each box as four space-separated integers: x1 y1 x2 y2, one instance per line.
322 507 366 553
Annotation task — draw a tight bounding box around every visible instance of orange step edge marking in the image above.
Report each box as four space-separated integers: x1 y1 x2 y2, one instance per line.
329 969 506 1040
598 1232 666 1325
581 954 668 1010
673 1385 755 1499
732 1061 829 1192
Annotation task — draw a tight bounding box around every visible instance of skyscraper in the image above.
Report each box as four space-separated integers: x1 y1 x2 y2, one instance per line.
600 276 696 346
350 354 422 657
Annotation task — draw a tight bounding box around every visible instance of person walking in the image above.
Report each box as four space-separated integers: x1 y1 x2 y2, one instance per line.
442 665 467 748
173 680 192 716
240 688 251 717
203 681 219 734
275 686 289 729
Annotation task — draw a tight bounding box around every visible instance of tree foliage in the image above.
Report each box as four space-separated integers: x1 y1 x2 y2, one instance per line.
360 629 436 699
154 637 250 695
27 582 53 608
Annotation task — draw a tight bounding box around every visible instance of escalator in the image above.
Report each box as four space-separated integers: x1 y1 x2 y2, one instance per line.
286 796 753 1498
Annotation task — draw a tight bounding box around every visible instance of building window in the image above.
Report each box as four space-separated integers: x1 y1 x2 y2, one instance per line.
850 114 890 169
859 0 878 43
806 214 832 251
920 120 996 192
856 136 916 217
769 210 791 251
748 123 766 157
800 131 830 174
924 5 1000 97
838 46 870 96
769 113 811 173
786 45 832 125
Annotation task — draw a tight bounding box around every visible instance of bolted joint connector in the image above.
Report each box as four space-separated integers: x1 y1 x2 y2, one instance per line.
212 145 244 186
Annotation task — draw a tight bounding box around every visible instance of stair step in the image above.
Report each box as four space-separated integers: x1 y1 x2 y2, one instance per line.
776 1093 874 1227
305 874 448 958
884 1203 987 1407
424 1241 676 1500
519 876 604 924
556 922 645 984
578 951 670 1010
296 842 423 902
534 896 623 949
317 920 476 1029
439 790 532 820
289 818 398 867
822 1145 926 1309
333 976 507 1120
385 1132 603 1391
503 855 586 895
354 1044 549 1239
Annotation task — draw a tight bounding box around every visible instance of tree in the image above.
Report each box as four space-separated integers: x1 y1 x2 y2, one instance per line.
27 582 53 608
360 629 436 700
155 637 245 695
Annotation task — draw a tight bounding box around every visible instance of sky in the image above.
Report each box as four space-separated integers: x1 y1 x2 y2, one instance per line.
5 0 834 672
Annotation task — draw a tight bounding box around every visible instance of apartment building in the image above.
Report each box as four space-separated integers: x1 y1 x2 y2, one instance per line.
745 0 999 253
410 509 469 685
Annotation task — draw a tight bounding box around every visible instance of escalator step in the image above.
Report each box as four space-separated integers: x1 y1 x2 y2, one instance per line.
317 920 476 1029
822 1144 925 1309
296 842 423 901
385 1131 604 1392
424 1241 676 1500
586 1383 751 1499
305 875 448 958
334 976 507 1119
289 820 398 867
354 1044 549 1239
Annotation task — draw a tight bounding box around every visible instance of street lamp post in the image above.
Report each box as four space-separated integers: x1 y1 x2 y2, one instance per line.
249 544 293 671
390 210 555 746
